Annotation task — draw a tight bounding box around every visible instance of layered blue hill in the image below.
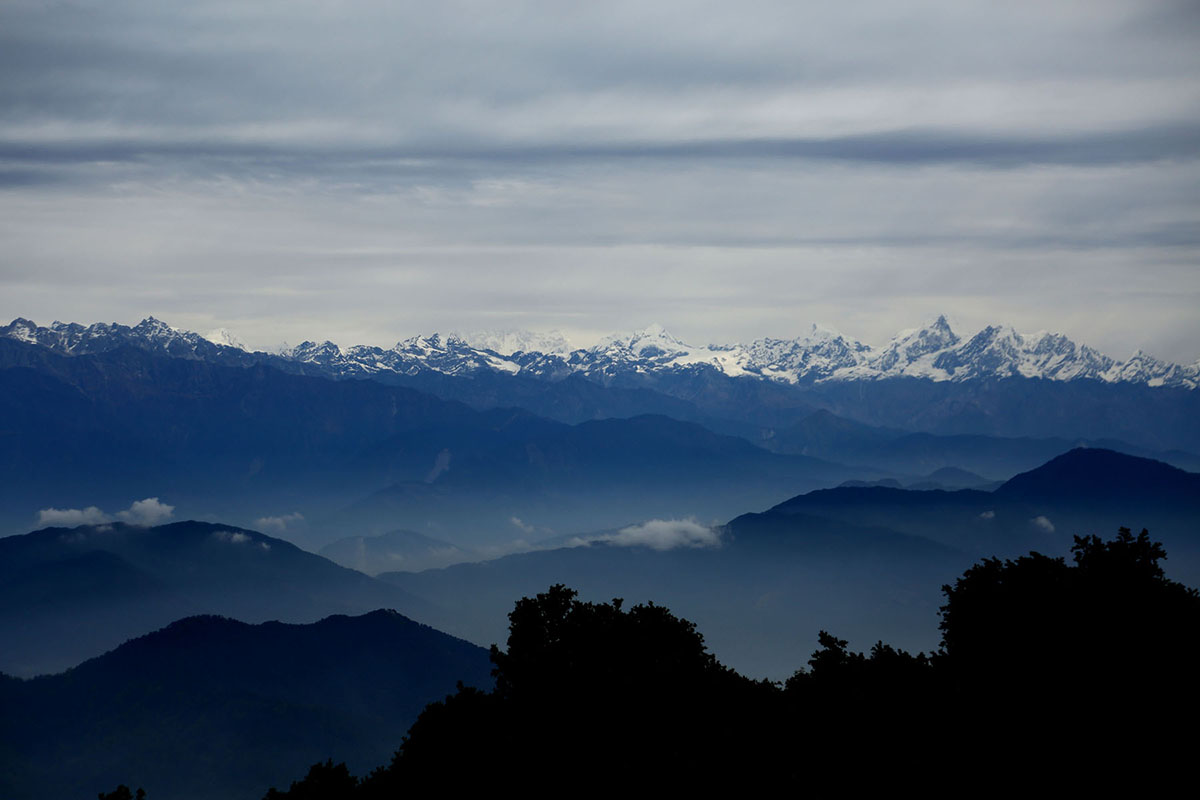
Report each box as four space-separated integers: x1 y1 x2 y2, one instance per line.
0 521 430 675
0 611 491 800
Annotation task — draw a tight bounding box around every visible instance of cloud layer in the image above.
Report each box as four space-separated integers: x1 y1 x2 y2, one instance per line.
568 519 722 551
36 505 110 527
254 512 304 532
2 2 1197 360
37 497 175 528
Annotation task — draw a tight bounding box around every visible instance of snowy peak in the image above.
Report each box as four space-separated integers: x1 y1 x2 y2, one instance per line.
598 323 689 358
4 318 39 344
795 322 855 345
627 324 690 358
930 324 1126 382
572 324 700 378
733 327 872 382
1108 349 1187 387
872 315 961 374
454 329 572 356
1023 332 1115 381
0 317 257 363
290 340 343 363
933 324 1023 378
1 316 1194 390
391 333 521 376
132 316 177 338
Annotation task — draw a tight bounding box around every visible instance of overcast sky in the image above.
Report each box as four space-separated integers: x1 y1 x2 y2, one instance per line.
1 1 1198 360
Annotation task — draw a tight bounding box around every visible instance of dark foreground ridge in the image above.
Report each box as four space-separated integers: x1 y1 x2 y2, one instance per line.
0 611 492 800
254 527 1199 796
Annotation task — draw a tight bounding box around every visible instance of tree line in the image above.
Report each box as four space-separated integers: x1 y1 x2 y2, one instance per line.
104 527 1200 798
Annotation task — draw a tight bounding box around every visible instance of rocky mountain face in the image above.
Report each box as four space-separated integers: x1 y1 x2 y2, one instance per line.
3 314 1196 389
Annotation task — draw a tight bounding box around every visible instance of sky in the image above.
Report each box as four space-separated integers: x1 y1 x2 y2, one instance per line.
1 1 1198 361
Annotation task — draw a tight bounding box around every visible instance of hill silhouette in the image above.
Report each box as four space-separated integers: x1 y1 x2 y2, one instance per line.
768 447 1200 570
0 611 491 800
994 446 1200 504
0 521 430 675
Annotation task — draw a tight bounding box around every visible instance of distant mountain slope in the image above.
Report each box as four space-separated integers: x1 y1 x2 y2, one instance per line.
762 408 1200 477
0 521 431 676
380 512 962 681
802 374 1200 451
380 448 1200 679
0 611 492 800
339 414 884 540
319 529 474 575
0 340 887 542
993 447 1200 505
5 316 1197 452
770 448 1200 574
0 337 489 525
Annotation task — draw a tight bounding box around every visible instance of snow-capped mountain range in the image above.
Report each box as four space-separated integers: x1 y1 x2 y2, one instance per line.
3 315 1197 389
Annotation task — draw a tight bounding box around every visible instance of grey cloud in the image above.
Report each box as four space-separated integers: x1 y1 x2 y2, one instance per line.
254 512 304 532
1 2 1197 362
116 497 175 527
35 497 174 528
4 2 1198 148
212 530 270 551
5 123 1199 175
1031 516 1056 534
37 505 110 527
566 519 722 551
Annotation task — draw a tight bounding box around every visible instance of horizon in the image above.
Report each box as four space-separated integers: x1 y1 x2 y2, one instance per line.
5 311 1198 365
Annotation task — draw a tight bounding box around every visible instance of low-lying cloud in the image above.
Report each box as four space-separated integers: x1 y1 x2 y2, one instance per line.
116 497 175 527
568 519 722 551
36 505 110 527
212 529 270 550
425 449 452 483
1031 515 1056 533
37 497 175 528
254 512 304 532
510 516 536 534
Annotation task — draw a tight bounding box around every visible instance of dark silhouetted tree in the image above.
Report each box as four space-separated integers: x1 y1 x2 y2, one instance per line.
263 759 355 800
271 531 1200 797
98 787 144 800
360 584 774 794
937 526 1200 774
940 527 1200 700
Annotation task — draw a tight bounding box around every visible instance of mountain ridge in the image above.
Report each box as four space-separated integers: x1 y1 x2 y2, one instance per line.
0 609 492 800
5 315 1195 389
0 520 434 676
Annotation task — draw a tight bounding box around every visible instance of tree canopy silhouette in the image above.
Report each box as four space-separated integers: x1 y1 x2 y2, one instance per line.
98 787 145 800
939 527 1200 703
265 529 1200 797
263 760 355 800
355 585 772 794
